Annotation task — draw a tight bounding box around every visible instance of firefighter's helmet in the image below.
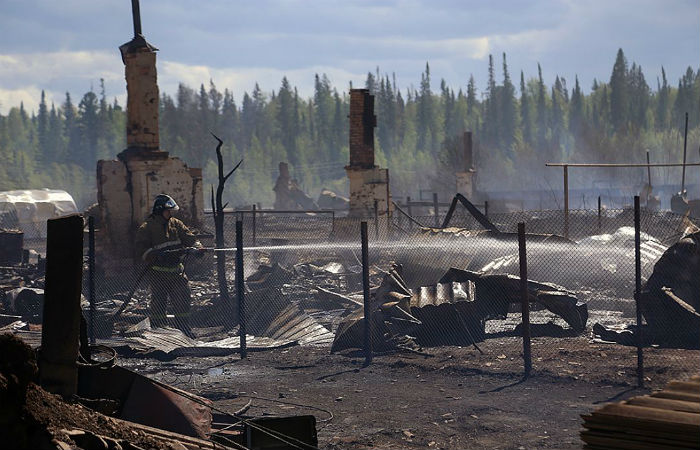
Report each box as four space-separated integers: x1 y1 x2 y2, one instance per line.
152 194 179 214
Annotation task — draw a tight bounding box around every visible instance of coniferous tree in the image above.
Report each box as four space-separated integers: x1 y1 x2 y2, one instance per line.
655 67 671 130
627 63 649 130
569 76 584 137
37 90 49 164
483 55 498 146
417 62 435 151
536 63 548 150
520 71 534 145
500 53 518 152
610 48 629 131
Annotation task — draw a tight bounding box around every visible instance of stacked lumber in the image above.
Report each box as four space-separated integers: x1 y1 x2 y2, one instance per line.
581 375 700 449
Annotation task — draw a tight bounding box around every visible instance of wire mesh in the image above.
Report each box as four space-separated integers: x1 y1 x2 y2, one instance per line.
70 205 700 390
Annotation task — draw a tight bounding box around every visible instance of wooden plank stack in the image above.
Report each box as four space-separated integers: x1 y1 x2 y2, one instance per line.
581 375 700 449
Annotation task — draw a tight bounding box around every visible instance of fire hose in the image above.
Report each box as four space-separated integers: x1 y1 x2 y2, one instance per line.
110 247 203 321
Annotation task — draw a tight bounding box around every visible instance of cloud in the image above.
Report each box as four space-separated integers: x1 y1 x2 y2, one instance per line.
0 0 697 113
0 51 123 113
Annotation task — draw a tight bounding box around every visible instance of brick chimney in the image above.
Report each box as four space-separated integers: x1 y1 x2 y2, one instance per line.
96 1 204 276
344 88 391 225
463 131 473 171
348 89 376 169
456 131 477 199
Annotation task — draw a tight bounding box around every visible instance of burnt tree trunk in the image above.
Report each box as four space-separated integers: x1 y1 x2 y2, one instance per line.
211 133 242 328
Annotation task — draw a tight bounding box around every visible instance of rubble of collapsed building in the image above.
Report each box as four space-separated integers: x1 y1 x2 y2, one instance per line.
273 162 319 210
273 162 350 211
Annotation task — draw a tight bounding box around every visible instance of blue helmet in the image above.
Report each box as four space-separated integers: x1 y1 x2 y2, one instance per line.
152 194 179 214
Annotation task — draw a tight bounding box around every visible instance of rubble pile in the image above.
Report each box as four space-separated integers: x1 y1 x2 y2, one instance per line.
0 333 167 450
1 261 45 334
331 265 588 353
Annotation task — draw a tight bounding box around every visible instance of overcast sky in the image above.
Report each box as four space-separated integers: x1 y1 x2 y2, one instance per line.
1 0 698 114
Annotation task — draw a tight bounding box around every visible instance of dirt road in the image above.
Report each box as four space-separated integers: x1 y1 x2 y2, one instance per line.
120 336 698 449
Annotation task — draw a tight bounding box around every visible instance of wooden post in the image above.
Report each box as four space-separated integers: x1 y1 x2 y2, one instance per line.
634 196 644 387
361 222 372 365
597 196 602 234
518 222 532 378
39 214 84 397
563 165 569 239
236 220 247 359
433 192 440 228
88 216 96 344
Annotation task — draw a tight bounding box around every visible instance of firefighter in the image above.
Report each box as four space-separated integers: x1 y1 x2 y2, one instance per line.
135 194 203 337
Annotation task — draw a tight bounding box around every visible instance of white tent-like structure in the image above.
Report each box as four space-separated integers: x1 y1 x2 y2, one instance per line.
0 189 78 239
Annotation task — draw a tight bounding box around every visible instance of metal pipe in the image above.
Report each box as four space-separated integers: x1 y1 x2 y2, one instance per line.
131 0 142 36
88 216 96 344
361 222 372 365
634 196 644 387
518 222 532 378
205 209 336 215
546 162 700 167
236 220 246 359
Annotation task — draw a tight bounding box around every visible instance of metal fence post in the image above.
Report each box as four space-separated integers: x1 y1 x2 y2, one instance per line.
373 200 379 241
634 196 644 387
407 196 413 230
88 216 96 344
597 196 602 234
236 220 247 359
433 192 440 228
484 200 489 219
251 204 256 247
518 222 532 377
361 221 372 365
563 165 569 239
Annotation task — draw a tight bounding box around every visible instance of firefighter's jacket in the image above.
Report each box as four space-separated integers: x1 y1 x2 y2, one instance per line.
135 214 200 271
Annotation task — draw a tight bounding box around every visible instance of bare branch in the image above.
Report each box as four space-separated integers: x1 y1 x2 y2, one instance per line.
223 159 243 182
210 131 223 146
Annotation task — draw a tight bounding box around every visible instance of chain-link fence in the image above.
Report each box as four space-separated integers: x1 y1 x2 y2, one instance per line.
73 202 700 391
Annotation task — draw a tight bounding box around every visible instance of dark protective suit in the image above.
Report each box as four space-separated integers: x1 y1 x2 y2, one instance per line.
134 214 200 330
